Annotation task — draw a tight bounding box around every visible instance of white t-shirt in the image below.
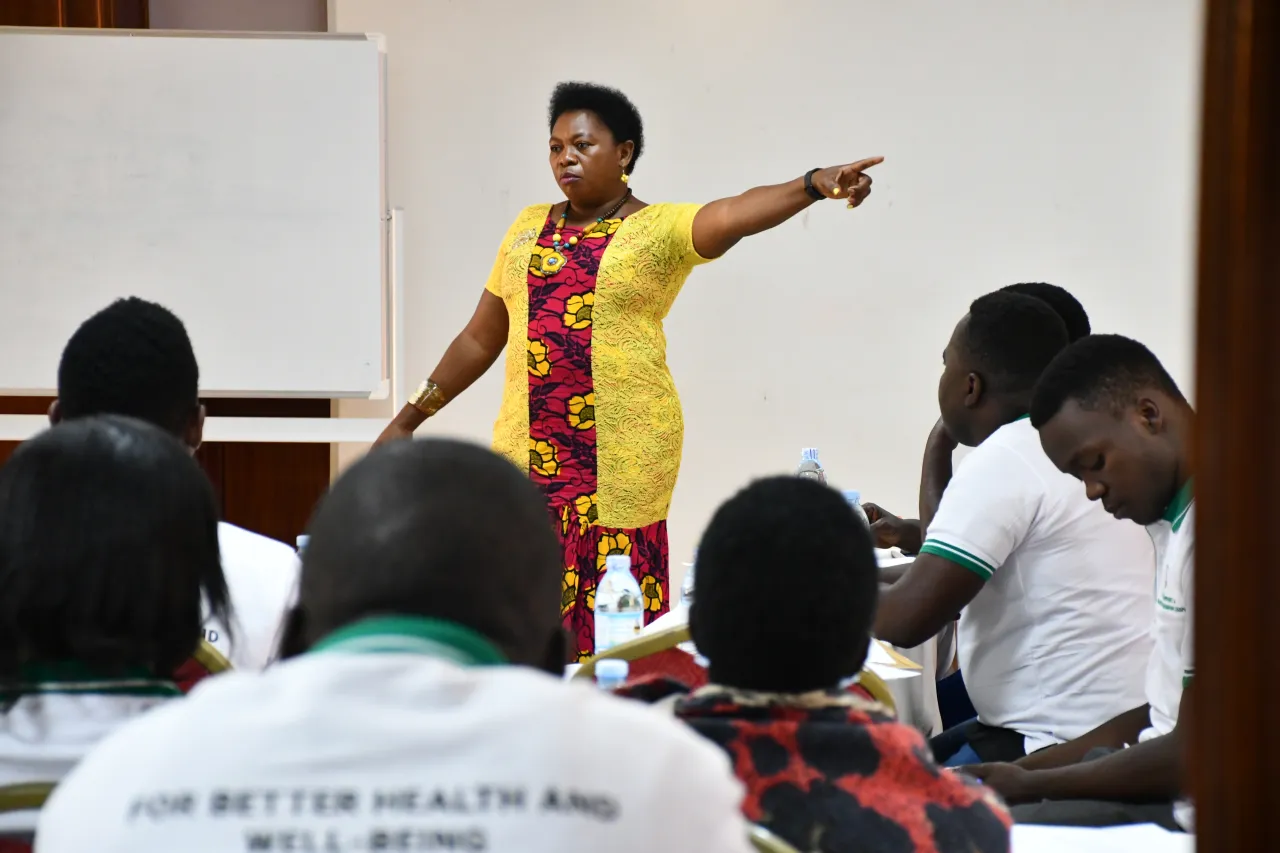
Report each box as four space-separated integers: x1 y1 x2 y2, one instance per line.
1141 491 1194 742
36 621 753 853
920 417 1156 753
0 675 179 833
204 522 300 671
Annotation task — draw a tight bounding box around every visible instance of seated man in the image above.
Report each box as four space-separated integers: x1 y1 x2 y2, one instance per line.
36 439 754 853
625 476 1012 853
0 417 229 836
867 281 1092 554
52 297 299 671
965 335 1194 831
874 293 1155 765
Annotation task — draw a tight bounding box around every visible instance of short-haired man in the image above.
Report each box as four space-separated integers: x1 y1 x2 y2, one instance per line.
966 335 1194 831
867 281 1091 553
874 294 1155 767
51 297 298 670
37 439 754 853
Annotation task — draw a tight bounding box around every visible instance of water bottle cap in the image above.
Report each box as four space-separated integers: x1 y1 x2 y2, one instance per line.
801 448 820 463
604 554 631 573
295 535 310 553
596 659 629 680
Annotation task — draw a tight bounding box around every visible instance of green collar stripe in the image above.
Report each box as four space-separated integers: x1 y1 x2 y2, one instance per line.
0 679 180 699
1162 479 1194 531
0 663 180 699
311 616 506 666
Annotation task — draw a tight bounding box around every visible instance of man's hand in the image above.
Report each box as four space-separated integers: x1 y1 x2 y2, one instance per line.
862 503 923 553
959 763 1041 805
926 417 960 455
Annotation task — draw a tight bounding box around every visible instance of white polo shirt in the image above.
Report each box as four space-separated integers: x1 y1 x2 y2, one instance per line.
0 669 179 833
36 617 753 853
920 417 1155 753
1141 485 1194 741
205 522 300 671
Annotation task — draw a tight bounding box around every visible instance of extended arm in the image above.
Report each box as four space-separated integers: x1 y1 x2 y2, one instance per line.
971 689 1191 804
1014 705 1151 771
691 158 882 259
874 553 986 648
376 291 509 443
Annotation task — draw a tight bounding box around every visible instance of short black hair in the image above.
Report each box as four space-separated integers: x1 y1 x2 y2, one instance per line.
0 416 227 680
291 439 562 663
1030 334 1186 428
548 82 644 174
1000 282 1092 342
961 291 1070 395
690 477 878 693
57 297 200 437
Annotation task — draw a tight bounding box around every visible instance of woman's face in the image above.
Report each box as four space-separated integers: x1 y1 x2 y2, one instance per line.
548 110 632 206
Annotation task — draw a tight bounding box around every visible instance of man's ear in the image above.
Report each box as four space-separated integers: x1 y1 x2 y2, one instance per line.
47 399 62 426
184 403 206 454
1136 397 1164 435
963 372 986 409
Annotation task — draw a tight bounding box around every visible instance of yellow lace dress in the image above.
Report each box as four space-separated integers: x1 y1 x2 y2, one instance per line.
482 202 709 658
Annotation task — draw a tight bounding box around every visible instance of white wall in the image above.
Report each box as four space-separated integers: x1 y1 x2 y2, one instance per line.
332 0 1203 580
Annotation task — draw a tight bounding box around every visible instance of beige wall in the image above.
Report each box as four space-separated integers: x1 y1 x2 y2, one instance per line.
331 0 1202 583
149 0 326 32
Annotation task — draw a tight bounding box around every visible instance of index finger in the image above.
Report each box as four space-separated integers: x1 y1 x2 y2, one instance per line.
845 156 884 173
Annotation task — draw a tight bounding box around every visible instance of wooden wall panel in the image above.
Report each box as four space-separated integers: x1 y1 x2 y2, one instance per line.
0 397 330 545
1192 0 1280 848
0 0 147 27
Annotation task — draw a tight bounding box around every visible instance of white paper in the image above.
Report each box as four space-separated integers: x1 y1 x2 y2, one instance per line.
1011 824 1193 853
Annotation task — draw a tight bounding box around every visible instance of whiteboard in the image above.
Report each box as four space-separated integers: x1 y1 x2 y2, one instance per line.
0 28 385 397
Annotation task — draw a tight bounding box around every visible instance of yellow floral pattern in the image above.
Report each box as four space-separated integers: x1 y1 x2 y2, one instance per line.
562 292 594 330
640 574 664 614
596 531 632 570
567 393 596 430
529 438 559 477
527 339 551 378
561 566 579 617
574 493 598 533
484 203 709 529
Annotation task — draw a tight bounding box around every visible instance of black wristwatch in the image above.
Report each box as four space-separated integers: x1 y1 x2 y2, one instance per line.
803 168 825 201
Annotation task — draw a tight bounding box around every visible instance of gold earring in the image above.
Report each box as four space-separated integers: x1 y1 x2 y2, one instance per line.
620 173 630 184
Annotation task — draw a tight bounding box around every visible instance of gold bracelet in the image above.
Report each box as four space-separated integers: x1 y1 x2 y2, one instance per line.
408 379 448 418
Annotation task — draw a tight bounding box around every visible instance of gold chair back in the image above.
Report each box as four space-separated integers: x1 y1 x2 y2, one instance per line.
750 824 802 853
570 624 690 681
0 783 55 815
192 638 232 675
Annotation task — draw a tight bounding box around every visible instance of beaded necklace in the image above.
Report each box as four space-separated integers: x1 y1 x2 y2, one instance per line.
551 189 632 253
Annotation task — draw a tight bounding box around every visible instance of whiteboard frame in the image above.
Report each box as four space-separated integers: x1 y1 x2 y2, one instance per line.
0 27 393 400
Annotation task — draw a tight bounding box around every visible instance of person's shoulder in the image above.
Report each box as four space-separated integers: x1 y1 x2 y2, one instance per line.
510 204 552 230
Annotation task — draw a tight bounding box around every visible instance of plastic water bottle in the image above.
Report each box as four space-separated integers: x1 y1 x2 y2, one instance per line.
594 554 644 654
595 659 629 691
679 550 697 607
295 535 310 554
843 490 871 530
796 448 826 483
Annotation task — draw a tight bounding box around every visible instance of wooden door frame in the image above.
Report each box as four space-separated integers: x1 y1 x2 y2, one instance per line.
1192 0 1280 847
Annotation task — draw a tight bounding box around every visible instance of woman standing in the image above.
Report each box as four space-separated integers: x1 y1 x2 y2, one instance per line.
377 82 881 659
